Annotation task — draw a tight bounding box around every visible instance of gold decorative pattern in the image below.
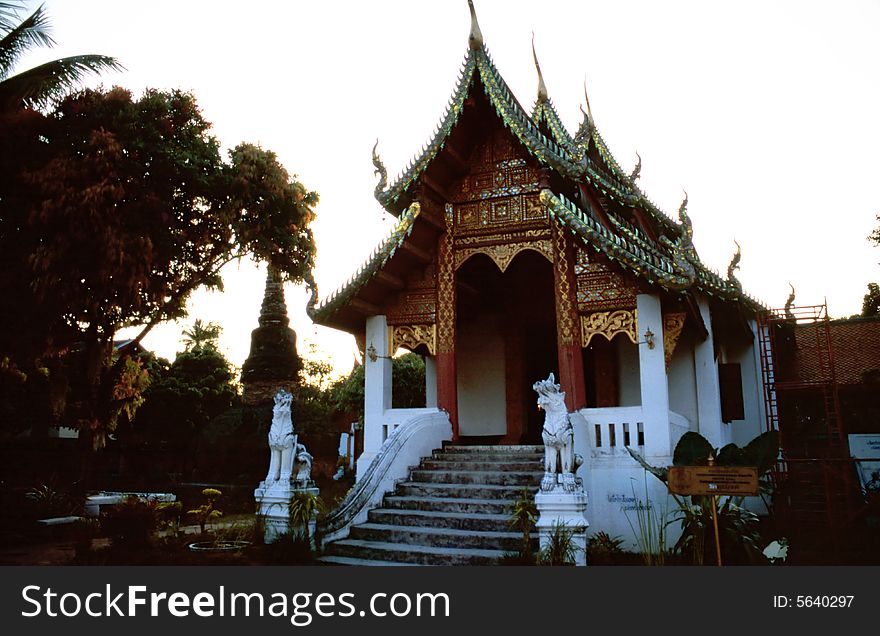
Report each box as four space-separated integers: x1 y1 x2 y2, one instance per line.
580 310 638 348
663 312 687 370
455 239 553 272
454 193 545 234
574 246 591 274
389 324 437 355
385 264 438 326
453 131 542 204
576 261 639 313
386 290 437 326
552 218 577 347
454 228 550 247
436 204 456 354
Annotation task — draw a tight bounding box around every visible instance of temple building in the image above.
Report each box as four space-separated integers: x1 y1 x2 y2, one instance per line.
309 3 768 554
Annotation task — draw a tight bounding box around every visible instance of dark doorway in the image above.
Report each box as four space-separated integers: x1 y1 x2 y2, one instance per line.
456 249 557 443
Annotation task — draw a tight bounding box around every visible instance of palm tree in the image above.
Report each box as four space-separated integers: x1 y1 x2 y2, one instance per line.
181 319 222 352
0 2 121 110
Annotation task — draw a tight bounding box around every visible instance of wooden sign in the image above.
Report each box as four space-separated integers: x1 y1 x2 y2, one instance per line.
668 466 759 496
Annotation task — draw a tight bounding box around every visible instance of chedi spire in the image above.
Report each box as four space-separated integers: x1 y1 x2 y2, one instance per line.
241 265 301 405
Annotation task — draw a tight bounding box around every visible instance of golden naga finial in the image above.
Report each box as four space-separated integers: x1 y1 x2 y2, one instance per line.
678 190 689 222
371 139 388 200
468 0 484 50
630 152 642 181
784 283 796 319
532 32 548 103
727 240 742 290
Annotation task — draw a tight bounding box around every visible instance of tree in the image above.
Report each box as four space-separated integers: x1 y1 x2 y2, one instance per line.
329 352 427 422
0 86 318 449
0 2 121 110
130 321 237 476
181 320 223 352
862 282 880 317
871 213 880 249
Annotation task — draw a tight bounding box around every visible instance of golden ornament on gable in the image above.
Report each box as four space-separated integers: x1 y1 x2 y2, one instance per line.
662 312 687 370
580 310 638 348
389 324 437 356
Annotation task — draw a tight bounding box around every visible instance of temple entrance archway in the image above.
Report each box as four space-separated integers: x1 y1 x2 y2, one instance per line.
455 249 557 443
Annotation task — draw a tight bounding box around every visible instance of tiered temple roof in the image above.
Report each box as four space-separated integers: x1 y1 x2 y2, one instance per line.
308 2 761 331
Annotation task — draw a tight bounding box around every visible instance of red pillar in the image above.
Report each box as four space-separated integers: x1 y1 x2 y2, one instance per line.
436 352 458 438
552 219 587 411
436 212 459 438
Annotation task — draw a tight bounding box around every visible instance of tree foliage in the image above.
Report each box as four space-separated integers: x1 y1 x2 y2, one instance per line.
862 282 880 318
871 214 880 249
0 86 317 445
328 353 427 423
130 322 237 453
0 1 121 110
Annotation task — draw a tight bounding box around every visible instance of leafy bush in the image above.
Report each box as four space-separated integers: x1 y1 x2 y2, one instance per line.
288 490 323 545
188 488 223 535
101 496 161 549
508 487 538 561
587 531 625 564
538 522 581 566
24 481 80 518
628 430 780 565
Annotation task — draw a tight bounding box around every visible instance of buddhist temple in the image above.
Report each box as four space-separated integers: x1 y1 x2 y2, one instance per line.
309 2 769 558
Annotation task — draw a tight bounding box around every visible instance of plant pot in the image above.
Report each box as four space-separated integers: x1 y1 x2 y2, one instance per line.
187 540 251 553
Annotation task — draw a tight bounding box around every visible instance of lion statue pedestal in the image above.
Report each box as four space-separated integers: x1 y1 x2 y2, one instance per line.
533 374 590 565
254 389 318 544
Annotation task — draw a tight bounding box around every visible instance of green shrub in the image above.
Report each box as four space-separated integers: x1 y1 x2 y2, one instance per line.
101 496 161 549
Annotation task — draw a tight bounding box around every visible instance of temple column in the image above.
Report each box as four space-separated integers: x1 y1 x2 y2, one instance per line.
636 293 671 458
552 219 587 410
424 355 438 408
436 205 459 437
357 314 392 481
694 296 727 448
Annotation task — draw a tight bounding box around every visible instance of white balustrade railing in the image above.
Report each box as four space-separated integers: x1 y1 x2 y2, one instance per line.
574 406 690 459
316 409 451 548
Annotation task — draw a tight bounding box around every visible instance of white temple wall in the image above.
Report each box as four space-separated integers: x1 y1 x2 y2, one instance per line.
424 355 438 408
729 320 768 448
358 314 392 481
572 411 679 551
457 317 507 436
667 333 699 431
636 294 672 458
616 336 641 406
694 295 728 448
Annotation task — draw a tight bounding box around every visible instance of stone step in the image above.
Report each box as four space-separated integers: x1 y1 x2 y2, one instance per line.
409 469 543 486
324 539 507 566
431 447 544 461
349 523 525 551
382 495 515 515
317 555 420 567
441 444 544 453
421 459 542 472
367 508 514 532
396 481 531 500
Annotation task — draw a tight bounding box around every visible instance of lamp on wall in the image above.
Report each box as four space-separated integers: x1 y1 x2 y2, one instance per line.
643 329 655 350
366 342 391 363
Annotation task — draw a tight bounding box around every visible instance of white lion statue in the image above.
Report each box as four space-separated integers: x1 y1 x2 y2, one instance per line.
265 389 312 485
533 373 582 493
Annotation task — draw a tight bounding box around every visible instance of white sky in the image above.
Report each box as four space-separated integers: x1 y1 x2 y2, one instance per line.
18 0 880 376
